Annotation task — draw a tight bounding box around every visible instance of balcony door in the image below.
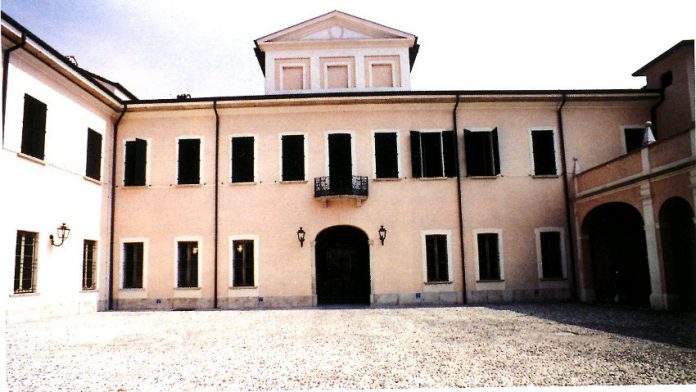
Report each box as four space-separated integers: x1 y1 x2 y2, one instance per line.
328 134 352 188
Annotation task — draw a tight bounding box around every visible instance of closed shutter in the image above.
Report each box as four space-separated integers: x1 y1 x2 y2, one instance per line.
85 129 103 180
178 139 201 184
374 132 398 179
532 130 556 175
281 135 305 181
21 94 47 160
232 137 254 182
409 131 422 178
478 233 500 280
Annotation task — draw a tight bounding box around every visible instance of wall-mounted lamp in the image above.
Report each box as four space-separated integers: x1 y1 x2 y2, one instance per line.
297 227 306 247
50 223 71 247
378 225 387 245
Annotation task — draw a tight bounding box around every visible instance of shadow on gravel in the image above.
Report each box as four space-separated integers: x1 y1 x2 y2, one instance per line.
484 302 696 350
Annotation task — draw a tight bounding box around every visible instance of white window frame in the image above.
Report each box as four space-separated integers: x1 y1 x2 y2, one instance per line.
528 127 560 176
322 60 353 89
367 60 398 88
473 229 504 282
280 63 308 91
229 235 260 289
535 227 568 280
119 237 148 295
420 230 453 285
173 236 203 290
620 124 646 154
278 132 308 182
175 136 204 185
229 134 258 184
324 131 356 176
371 129 401 180
122 137 151 186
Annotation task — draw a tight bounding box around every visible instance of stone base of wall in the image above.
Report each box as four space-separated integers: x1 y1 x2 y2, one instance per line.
6 296 103 324
466 288 571 304
373 291 464 306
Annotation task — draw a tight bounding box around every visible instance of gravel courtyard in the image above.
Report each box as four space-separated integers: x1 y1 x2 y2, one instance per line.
6 303 696 391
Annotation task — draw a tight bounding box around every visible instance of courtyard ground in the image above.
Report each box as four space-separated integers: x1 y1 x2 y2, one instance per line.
5 303 696 391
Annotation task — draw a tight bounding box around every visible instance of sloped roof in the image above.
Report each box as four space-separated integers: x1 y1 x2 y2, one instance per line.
632 39 694 76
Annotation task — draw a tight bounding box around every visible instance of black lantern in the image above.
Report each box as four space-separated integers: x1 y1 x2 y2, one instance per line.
378 225 387 245
297 227 306 247
50 223 71 247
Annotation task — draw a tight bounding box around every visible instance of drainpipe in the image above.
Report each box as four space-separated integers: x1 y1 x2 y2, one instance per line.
556 94 577 300
2 33 26 143
649 90 665 138
108 104 127 310
213 100 220 309
452 94 467 303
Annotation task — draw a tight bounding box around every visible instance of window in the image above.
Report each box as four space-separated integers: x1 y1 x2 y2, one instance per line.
660 70 672 88
410 130 456 178
465 128 500 176
531 129 557 175
177 138 201 184
624 127 644 153
85 129 102 181
232 240 254 287
231 136 254 183
281 135 305 181
425 234 449 282
177 241 199 288
374 132 399 179
477 232 502 281
123 242 144 289
14 231 38 294
20 94 47 160
82 240 97 290
538 230 564 279
124 139 147 186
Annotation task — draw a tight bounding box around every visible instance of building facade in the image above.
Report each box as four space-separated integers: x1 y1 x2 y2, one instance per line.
3 11 694 321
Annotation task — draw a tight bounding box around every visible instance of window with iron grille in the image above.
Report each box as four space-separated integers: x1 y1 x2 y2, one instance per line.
477 233 501 281
177 241 199 288
85 128 103 180
624 128 644 153
123 242 144 289
410 130 456 178
82 240 97 290
177 138 201 184
425 234 449 282
531 129 557 175
231 137 254 183
124 139 147 186
21 94 47 160
539 231 564 279
465 128 500 176
232 240 254 287
374 132 399 179
14 231 38 294
281 135 304 181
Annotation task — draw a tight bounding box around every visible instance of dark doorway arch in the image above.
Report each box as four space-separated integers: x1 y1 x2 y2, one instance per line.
659 197 696 311
315 225 370 305
583 202 651 306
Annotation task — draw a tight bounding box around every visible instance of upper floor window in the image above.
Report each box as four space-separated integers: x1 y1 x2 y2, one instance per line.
660 71 673 88
14 231 38 294
281 135 305 181
85 128 103 181
530 129 557 176
624 127 644 153
231 136 255 183
123 242 144 289
21 94 47 160
177 241 199 288
124 139 147 186
374 132 399 179
410 130 456 178
425 233 450 283
82 240 97 290
177 138 201 185
465 128 500 177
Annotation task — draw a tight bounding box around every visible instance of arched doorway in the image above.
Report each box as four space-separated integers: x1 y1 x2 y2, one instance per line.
659 197 696 311
315 225 370 305
583 202 651 306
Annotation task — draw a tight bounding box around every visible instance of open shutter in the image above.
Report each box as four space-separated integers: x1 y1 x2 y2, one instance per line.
133 138 147 185
409 131 422 178
442 130 456 177
21 94 47 160
85 129 102 180
491 128 500 175
464 130 475 175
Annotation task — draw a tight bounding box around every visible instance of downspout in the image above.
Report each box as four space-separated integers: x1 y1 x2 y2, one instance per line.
452 94 467 303
556 94 577 300
649 89 666 138
108 104 127 310
213 100 220 309
2 33 26 143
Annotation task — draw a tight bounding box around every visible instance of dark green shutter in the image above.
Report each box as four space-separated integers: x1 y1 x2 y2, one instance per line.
282 135 305 181
491 128 501 175
21 94 47 160
178 139 200 184
85 129 102 180
232 137 254 182
442 130 457 178
374 132 398 179
409 131 422 178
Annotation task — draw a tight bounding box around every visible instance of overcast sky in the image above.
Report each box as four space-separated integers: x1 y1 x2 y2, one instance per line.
2 0 695 99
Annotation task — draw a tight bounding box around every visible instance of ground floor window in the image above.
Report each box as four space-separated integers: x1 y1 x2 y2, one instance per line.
82 240 97 290
14 231 38 294
232 239 255 287
425 234 449 282
177 241 199 288
476 231 502 281
537 230 564 279
123 242 144 289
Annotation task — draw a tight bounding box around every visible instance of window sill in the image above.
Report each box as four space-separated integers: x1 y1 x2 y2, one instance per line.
229 286 257 290
80 288 98 293
16 152 45 166
373 177 401 181
424 281 453 285
121 184 148 189
466 175 500 179
476 279 504 283
531 174 560 179
83 175 102 185
229 181 257 186
10 292 39 297
174 183 203 188
279 180 307 184
415 176 450 181
540 277 566 282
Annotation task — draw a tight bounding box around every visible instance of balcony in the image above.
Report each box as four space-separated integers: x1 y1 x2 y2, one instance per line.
314 175 368 206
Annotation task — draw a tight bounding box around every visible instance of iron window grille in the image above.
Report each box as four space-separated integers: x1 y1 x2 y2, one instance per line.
14 231 38 294
82 240 97 290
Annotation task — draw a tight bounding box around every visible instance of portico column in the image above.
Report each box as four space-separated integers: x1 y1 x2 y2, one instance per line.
640 184 668 310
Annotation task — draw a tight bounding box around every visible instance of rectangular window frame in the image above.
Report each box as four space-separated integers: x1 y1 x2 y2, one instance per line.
82 239 98 291
372 130 401 180
174 237 202 289
120 238 148 290
123 138 150 186
324 131 356 177
365 56 400 88
322 61 354 89
20 94 47 161
529 127 559 177
176 136 203 185
410 129 456 179
421 230 453 284
230 134 257 184
229 235 259 289
85 128 103 181
14 230 38 294
621 125 645 154
279 133 307 182
535 227 567 280
280 63 308 91
473 229 505 282
464 127 501 177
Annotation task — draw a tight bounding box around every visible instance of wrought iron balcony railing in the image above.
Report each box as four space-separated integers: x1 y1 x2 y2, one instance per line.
314 175 368 199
